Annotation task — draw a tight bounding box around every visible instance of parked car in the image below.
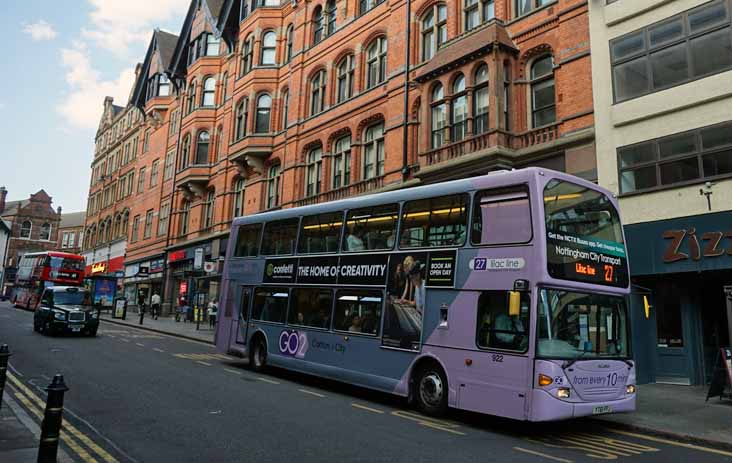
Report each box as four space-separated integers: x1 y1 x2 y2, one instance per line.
33 286 99 337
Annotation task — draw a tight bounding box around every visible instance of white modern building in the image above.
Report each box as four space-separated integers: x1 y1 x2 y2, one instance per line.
589 0 732 385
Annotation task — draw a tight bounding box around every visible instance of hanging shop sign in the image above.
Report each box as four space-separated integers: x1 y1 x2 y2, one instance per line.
91 262 107 274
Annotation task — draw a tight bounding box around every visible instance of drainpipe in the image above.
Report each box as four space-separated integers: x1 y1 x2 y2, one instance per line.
401 0 412 183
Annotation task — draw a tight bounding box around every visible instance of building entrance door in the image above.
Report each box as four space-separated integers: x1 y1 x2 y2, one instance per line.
654 279 693 385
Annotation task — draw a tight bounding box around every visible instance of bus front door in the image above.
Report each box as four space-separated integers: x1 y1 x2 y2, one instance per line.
229 286 251 350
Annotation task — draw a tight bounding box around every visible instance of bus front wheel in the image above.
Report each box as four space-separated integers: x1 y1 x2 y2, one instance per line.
415 364 448 416
249 335 267 372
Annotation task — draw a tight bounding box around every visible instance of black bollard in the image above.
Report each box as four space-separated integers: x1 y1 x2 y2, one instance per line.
0 344 10 411
37 374 69 463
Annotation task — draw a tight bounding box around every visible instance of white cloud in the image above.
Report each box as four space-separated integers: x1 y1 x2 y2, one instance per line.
81 0 189 57
23 20 58 41
56 42 137 130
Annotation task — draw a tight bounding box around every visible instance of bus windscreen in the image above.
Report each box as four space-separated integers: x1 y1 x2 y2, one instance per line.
543 179 629 288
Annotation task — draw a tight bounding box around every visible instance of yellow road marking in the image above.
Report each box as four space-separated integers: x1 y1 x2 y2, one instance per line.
351 403 385 414
153 348 165 353
527 437 621 460
224 368 243 375
607 429 732 458
256 377 280 385
135 343 145 347
8 373 119 462
298 389 325 398
196 361 213 366
391 410 466 436
513 447 574 463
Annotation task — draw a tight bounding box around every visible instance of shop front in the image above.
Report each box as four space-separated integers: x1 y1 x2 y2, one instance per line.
166 235 226 313
82 241 126 308
626 211 732 386
123 256 165 312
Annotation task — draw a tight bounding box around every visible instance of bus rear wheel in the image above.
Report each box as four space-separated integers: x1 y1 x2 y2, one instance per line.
415 364 448 417
249 335 267 372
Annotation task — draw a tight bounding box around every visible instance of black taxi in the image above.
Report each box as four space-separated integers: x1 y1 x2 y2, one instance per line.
33 286 99 336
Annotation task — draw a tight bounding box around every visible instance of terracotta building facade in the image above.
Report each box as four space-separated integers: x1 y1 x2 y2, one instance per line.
83 0 597 312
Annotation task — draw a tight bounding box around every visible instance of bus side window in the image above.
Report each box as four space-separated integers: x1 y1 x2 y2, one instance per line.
234 223 262 257
476 291 529 352
343 204 398 252
333 290 383 336
400 194 468 249
288 288 333 329
252 288 289 323
262 218 299 256
471 187 532 246
298 212 343 254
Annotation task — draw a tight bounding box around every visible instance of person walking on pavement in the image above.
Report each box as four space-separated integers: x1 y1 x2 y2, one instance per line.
151 292 161 320
207 299 218 328
138 293 146 325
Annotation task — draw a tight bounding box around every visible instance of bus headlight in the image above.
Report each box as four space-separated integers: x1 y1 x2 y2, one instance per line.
52 310 66 320
556 388 571 399
626 385 636 394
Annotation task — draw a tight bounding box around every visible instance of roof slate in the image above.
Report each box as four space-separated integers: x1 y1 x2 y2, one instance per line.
60 212 86 229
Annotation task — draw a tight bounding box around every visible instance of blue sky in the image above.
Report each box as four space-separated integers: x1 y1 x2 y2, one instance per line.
0 0 190 212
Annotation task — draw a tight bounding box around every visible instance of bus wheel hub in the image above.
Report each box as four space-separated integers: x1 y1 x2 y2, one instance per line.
420 373 443 405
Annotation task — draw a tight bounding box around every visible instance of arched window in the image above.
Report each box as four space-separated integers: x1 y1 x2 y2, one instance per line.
232 178 246 217
267 164 281 209
113 214 122 238
203 190 215 229
104 219 112 242
431 83 447 148
332 135 351 189
451 74 467 141
366 37 387 88
235 99 248 140
474 64 489 134
285 25 294 62
261 31 277 65
255 94 271 133
281 89 289 130
503 62 511 129
422 4 447 61
336 55 355 103
326 0 337 35
121 211 129 239
202 76 216 107
216 126 224 160
240 35 254 75
359 0 384 15
312 6 324 45
187 80 197 113
363 122 384 179
20 221 31 239
310 70 326 115
306 147 323 197
464 0 494 31
196 131 210 164
180 134 191 170
179 200 190 235
530 55 555 127
221 72 228 104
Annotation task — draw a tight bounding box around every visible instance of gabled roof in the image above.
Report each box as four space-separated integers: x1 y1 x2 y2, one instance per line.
131 29 180 110
169 0 229 78
0 200 29 217
60 212 86 229
216 0 241 48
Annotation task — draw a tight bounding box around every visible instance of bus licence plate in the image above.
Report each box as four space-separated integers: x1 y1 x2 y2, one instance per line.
592 405 612 415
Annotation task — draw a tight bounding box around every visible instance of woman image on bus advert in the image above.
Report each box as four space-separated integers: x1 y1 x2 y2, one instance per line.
399 261 425 316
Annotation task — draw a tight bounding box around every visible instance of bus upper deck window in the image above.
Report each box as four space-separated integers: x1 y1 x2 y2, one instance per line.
471 187 532 246
343 204 398 252
298 212 343 254
400 194 468 249
234 223 262 257
262 218 299 256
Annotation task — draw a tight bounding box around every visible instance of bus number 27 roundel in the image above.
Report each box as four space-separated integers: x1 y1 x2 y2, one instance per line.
279 330 308 358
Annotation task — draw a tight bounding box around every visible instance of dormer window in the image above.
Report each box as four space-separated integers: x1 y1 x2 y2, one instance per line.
145 73 170 101
188 32 220 66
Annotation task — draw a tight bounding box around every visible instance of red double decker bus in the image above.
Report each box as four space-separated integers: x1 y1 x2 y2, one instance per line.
13 251 86 310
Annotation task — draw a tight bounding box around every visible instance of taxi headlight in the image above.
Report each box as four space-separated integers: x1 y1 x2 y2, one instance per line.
626 384 636 394
556 388 571 399
52 310 66 320
89 311 98 319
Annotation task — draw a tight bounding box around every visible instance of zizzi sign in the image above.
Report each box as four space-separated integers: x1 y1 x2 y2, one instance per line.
662 229 732 263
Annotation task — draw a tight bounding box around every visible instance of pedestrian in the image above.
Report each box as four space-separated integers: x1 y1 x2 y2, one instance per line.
207 299 218 328
175 298 185 322
151 292 161 320
138 293 146 325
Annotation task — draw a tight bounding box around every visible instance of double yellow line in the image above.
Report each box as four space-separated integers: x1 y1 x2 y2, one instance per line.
6 371 118 463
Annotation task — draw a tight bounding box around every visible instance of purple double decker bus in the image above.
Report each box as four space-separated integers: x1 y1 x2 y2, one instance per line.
216 168 635 421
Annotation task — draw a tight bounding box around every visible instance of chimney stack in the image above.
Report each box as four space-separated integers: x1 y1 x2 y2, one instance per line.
0 187 6 215
57 206 62 216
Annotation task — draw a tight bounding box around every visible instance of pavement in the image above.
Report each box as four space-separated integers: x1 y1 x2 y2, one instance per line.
98 309 215 343
2 300 732 462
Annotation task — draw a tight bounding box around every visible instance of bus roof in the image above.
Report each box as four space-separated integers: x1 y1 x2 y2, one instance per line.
22 251 84 260
231 167 610 227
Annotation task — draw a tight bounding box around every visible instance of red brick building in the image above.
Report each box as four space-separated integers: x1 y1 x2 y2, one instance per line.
84 0 597 311
56 212 86 255
0 187 63 294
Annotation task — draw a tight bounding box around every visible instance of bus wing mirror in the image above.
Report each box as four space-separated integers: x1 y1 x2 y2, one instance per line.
509 291 521 317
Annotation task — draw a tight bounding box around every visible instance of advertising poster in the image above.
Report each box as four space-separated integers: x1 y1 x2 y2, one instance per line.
93 279 116 306
382 252 428 351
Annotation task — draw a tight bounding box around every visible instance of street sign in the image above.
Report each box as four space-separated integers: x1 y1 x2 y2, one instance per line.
194 248 204 270
203 261 216 273
706 347 732 401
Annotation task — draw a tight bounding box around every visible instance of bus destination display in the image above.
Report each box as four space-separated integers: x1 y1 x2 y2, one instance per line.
546 231 629 288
